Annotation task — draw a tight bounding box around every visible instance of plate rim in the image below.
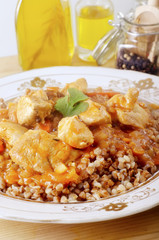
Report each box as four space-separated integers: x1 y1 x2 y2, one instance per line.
0 66 158 224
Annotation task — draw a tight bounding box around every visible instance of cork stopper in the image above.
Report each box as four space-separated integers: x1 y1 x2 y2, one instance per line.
135 0 159 24
131 0 159 61
148 0 159 7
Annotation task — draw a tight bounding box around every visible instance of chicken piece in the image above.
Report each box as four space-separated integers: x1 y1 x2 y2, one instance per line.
0 109 8 121
17 89 53 127
0 120 27 147
0 98 7 109
0 98 8 120
107 88 139 113
58 115 94 149
8 102 18 123
9 130 82 174
10 130 60 173
107 88 149 128
117 103 149 128
79 99 111 126
61 78 88 95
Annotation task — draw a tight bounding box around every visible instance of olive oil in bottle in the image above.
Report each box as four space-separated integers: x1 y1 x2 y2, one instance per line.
76 0 114 62
15 0 74 70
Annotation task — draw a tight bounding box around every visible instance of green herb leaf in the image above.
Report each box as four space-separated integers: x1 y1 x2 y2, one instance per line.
55 95 69 117
68 88 88 106
68 101 89 117
55 88 89 117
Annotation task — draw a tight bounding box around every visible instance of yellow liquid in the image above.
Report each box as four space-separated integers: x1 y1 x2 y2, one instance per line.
16 0 74 70
77 6 114 50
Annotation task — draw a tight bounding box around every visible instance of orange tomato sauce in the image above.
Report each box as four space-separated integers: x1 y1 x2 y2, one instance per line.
0 90 159 189
3 164 80 186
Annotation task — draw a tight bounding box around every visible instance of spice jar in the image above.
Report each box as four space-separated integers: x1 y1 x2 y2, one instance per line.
76 0 114 62
93 12 159 74
15 0 74 70
117 17 159 74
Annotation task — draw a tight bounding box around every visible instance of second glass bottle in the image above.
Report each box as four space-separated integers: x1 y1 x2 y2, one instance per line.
76 0 114 62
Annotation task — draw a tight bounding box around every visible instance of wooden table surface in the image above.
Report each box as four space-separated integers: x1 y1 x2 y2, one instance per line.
0 55 159 240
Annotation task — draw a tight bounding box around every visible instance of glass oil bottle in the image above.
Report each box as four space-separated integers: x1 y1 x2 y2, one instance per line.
15 0 74 70
76 0 114 62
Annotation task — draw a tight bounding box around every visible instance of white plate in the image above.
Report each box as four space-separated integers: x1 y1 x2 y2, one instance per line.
0 66 158 224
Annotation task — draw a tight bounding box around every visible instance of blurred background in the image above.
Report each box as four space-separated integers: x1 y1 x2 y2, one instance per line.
0 0 135 58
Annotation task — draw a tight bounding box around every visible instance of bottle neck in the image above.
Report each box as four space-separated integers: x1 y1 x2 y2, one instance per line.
60 0 70 9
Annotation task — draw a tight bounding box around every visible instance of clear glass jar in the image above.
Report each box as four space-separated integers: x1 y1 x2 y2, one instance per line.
117 14 159 74
93 12 159 75
75 0 114 62
15 0 74 70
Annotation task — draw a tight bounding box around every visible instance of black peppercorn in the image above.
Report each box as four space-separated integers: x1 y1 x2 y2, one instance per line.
117 49 158 74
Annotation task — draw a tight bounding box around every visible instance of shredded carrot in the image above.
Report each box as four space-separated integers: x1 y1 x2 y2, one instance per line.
46 87 59 91
87 92 119 98
154 159 159 165
0 140 5 153
153 154 159 165
39 119 52 133
5 169 19 184
129 142 145 155
123 138 130 143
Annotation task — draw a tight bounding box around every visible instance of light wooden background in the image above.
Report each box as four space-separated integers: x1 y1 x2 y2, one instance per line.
0 55 159 240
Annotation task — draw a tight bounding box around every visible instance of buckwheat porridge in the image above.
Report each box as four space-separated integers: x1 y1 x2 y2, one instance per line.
0 78 158 203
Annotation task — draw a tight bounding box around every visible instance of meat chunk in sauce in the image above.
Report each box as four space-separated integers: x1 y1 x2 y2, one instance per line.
0 109 8 121
58 115 94 149
17 89 53 127
107 88 139 112
117 104 149 129
9 130 81 174
107 88 149 128
0 98 8 120
61 78 87 95
0 120 27 147
8 102 18 123
79 99 111 126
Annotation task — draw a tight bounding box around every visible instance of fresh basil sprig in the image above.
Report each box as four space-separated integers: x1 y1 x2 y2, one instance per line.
55 88 89 117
